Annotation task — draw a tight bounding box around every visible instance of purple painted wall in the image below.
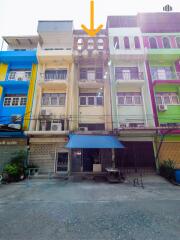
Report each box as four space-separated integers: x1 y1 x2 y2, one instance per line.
143 37 149 48
170 36 177 48
175 60 180 73
156 36 163 48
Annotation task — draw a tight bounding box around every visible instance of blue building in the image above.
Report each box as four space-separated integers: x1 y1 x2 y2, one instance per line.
0 36 38 170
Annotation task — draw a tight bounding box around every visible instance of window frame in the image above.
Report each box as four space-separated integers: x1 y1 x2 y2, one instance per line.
162 37 171 49
155 93 180 105
41 93 66 106
117 93 142 106
3 96 27 107
149 37 158 49
79 94 104 106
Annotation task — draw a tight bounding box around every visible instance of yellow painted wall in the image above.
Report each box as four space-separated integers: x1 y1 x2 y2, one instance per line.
23 64 37 130
0 63 8 97
158 142 180 168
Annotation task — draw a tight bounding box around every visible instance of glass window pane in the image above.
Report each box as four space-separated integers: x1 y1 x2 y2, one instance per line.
134 96 141 104
163 37 171 49
118 96 125 105
51 96 58 105
171 95 179 104
96 97 103 105
59 95 65 105
163 96 171 104
4 97 12 106
156 96 162 105
12 97 19 106
20 97 27 106
149 37 157 49
80 97 86 105
88 97 95 105
126 96 133 104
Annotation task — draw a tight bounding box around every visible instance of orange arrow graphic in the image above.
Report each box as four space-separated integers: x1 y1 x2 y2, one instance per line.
81 0 103 37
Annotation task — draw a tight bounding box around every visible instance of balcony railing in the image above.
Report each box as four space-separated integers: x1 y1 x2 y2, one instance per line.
44 73 67 81
115 72 144 81
152 72 180 80
79 78 104 83
8 71 31 81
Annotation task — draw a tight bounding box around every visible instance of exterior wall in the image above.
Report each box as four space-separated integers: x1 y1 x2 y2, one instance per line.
109 60 154 129
154 84 180 124
24 64 37 130
155 136 180 168
0 63 8 97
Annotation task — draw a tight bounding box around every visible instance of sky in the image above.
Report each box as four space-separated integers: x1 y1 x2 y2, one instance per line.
0 0 180 47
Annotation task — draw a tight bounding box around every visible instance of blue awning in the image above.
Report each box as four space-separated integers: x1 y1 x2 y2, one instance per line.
66 134 124 149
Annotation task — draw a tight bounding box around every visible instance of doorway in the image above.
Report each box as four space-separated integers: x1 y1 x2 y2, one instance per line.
82 149 100 172
56 152 68 172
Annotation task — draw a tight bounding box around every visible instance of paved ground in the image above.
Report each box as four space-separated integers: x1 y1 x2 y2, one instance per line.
0 175 180 240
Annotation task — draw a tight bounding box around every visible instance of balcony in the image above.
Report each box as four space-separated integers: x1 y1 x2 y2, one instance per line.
152 72 180 85
28 117 69 135
39 72 68 90
115 72 145 85
147 48 180 62
110 48 146 61
37 47 73 63
79 78 104 88
8 71 31 81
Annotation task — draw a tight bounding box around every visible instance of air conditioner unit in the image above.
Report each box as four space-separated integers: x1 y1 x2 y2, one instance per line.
11 115 22 123
158 104 167 112
51 123 62 131
41 109 52 116
8 124 21 130
79 127 88 131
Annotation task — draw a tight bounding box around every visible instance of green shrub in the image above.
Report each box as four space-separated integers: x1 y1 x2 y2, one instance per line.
159 159 175 180
3 163 19 176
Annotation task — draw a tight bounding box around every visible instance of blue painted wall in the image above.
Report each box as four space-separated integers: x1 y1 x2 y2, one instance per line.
0 50 37 126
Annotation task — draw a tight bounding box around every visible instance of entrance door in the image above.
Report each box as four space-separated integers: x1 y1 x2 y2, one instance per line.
56 152 68 172
83 149 100 172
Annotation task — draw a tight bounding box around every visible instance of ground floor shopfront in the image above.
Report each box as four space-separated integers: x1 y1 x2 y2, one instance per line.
0 133 27 172
27 133 180 174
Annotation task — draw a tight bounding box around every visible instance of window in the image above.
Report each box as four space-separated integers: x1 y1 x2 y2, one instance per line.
12 97 20 106
96 68 103 79
163 37 171 49
87 70 95 80
88 97 95 105
8 70 31 81
45 69 67 81
149 37 158 49
87 39 94 49
79 93 104 106
20 97 27 106
42 93 66 106
134 36 140 49
3 95 27 107
155 93 179 105
115 67 139 80
80 97 86 105
176 37 180 48
3 97 12 106
97 39 104 50
124 37 130 49
80 69 87 79
77 38 84 50
80 68 103 80
113 37 119 49
151 67 174 80
117 93 142 105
